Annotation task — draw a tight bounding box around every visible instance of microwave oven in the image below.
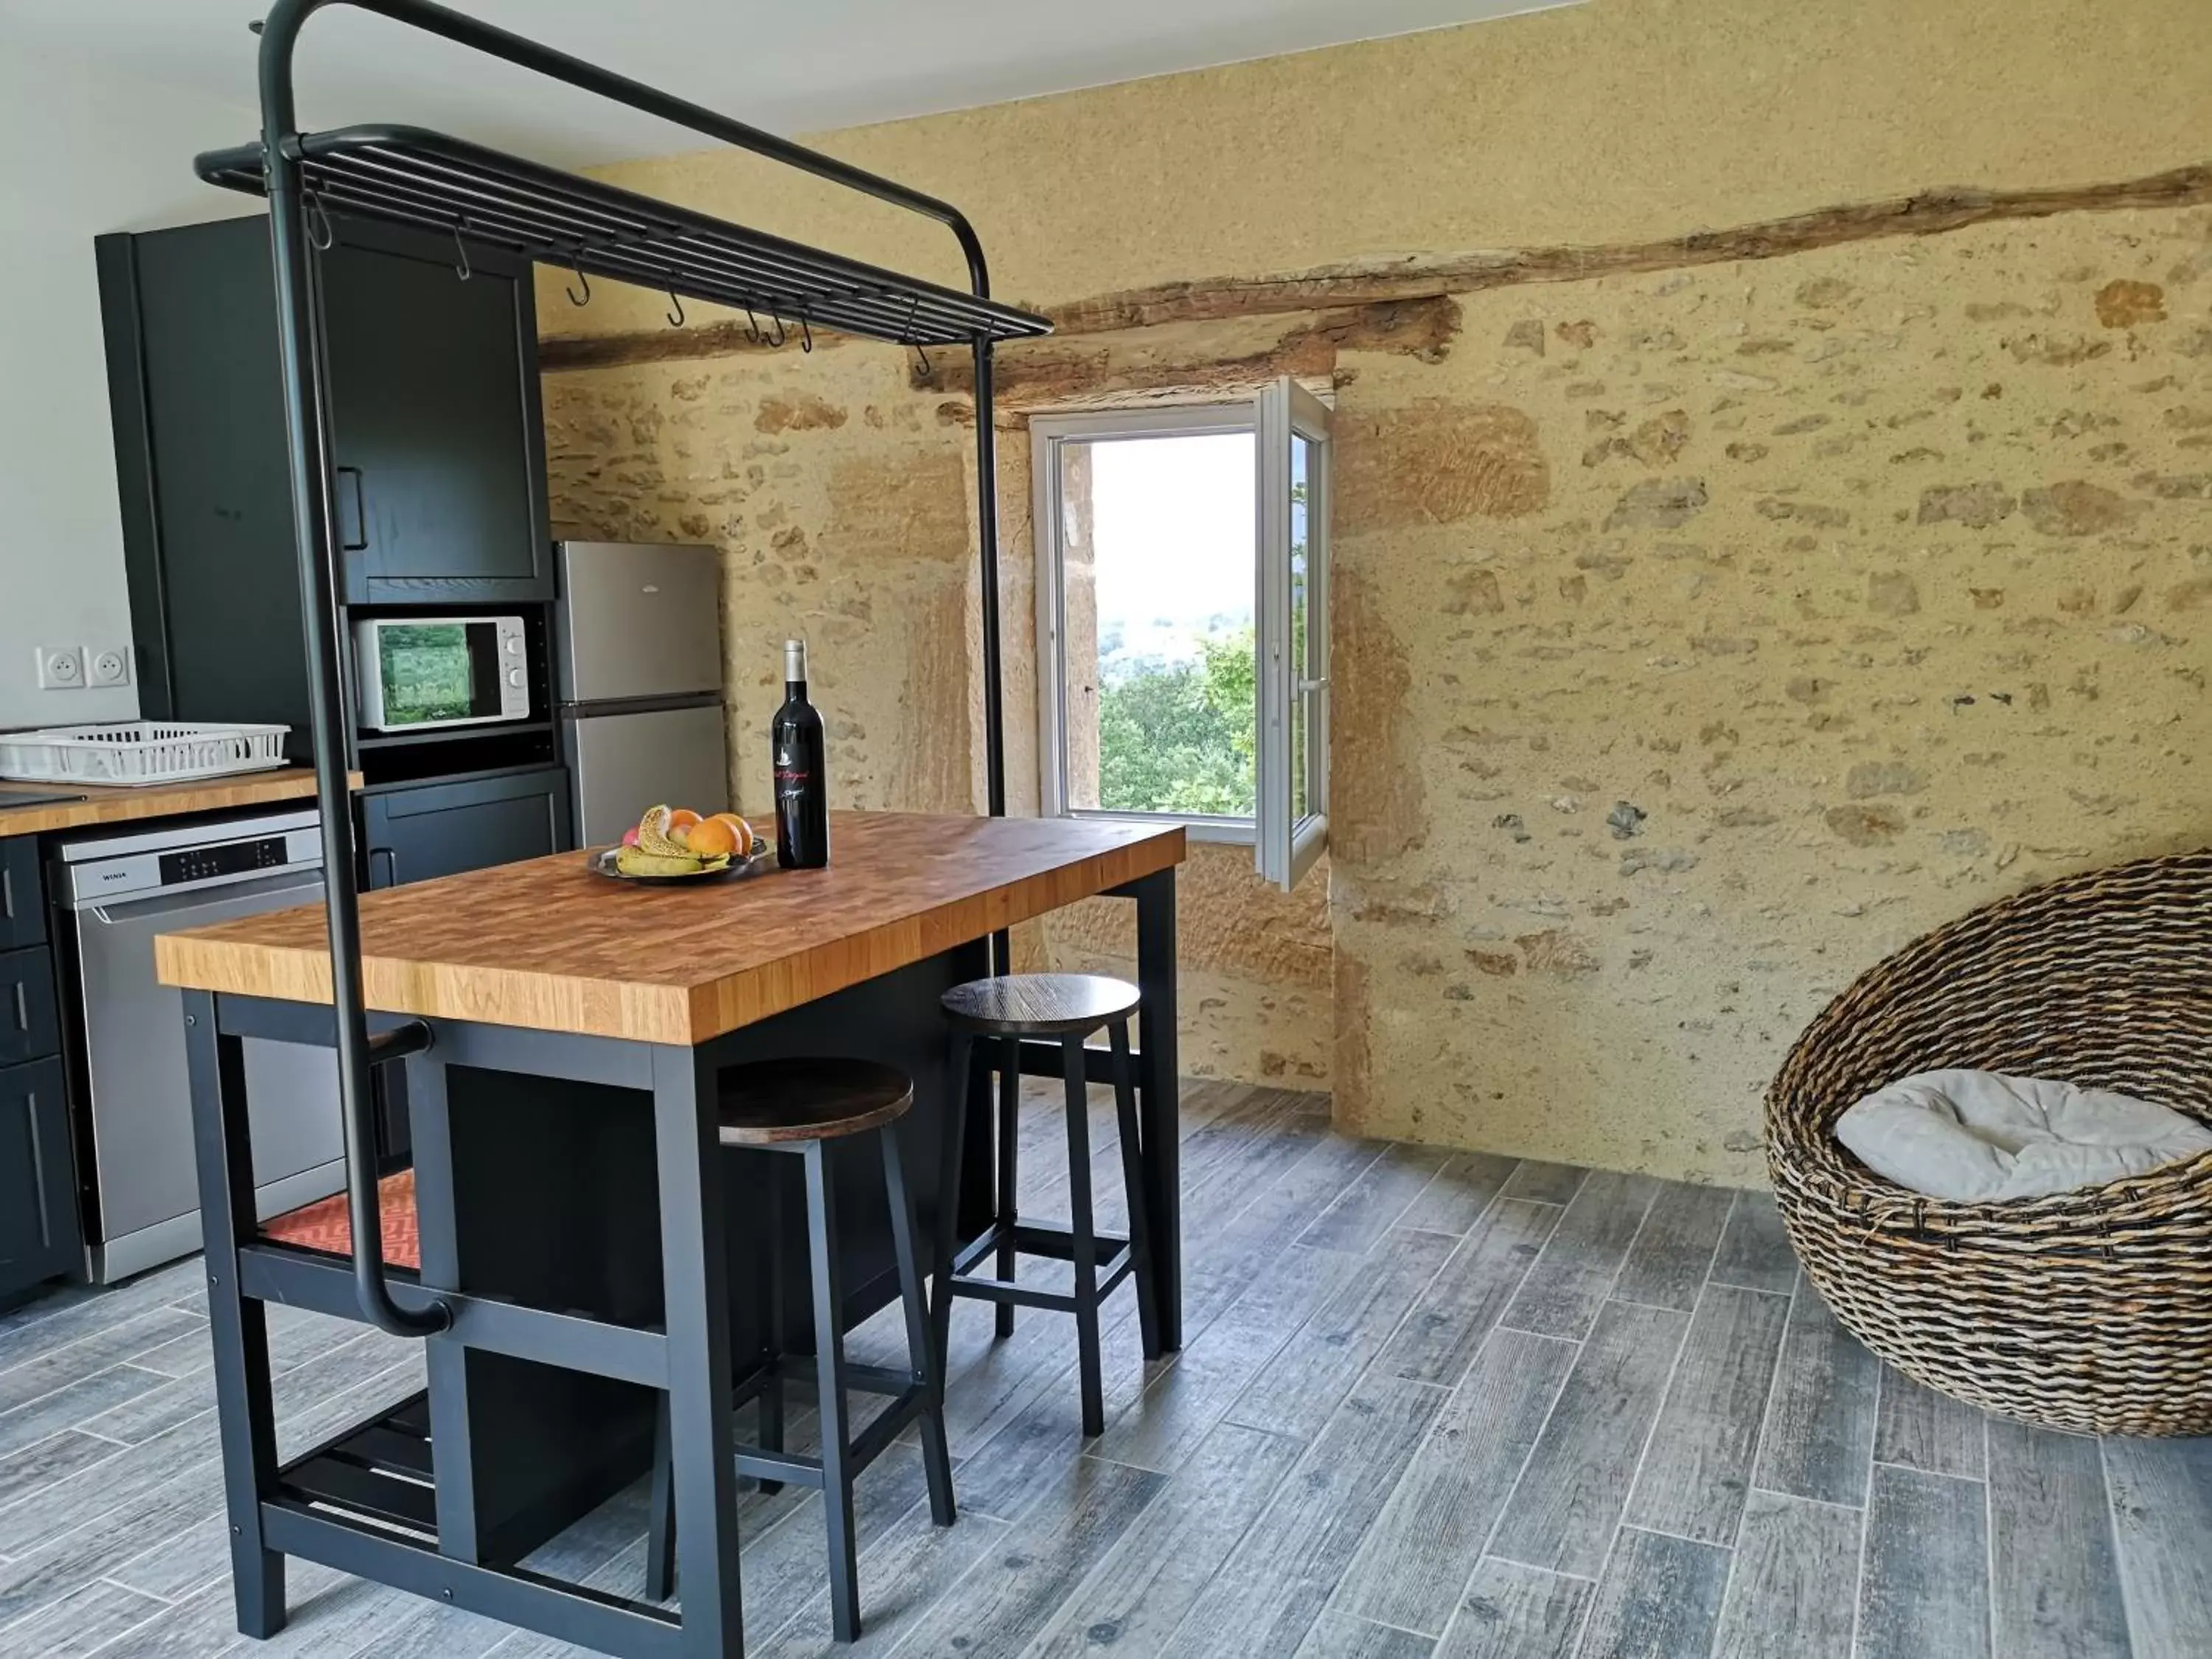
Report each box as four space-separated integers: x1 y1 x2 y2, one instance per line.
352 615 531 733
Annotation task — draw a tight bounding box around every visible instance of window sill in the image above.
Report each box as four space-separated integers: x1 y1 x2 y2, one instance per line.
1061 809 1254 846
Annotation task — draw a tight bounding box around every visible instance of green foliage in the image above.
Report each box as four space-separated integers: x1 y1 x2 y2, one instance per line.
1096 627 1256 816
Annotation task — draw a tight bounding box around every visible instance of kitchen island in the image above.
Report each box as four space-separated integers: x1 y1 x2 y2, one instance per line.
156 810 1184 1658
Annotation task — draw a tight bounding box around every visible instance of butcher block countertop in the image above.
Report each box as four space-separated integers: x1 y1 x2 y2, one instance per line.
0 767 351 838
156 811 1186 1046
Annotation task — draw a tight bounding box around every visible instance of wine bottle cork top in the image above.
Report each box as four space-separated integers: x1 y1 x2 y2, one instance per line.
784 639 808 683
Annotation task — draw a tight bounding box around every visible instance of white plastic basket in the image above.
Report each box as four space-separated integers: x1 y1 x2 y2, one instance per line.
0 722 291 787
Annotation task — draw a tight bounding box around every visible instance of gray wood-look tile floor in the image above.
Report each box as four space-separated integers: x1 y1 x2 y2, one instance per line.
1 1079 2207 1658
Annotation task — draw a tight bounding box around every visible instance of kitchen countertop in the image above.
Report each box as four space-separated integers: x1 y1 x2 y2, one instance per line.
155 811 1186 1045
0 768 354 838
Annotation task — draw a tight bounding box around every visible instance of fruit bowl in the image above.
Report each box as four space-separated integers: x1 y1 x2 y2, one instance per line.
591 835 773 886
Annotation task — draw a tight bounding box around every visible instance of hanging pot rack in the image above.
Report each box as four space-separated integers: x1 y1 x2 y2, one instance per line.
228 0 1039 1346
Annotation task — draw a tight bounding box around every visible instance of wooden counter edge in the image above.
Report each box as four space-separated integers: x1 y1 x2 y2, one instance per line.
156 821 1186 1046
0 768 359 839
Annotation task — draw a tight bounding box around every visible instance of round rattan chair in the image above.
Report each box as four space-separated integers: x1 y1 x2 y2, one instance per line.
1766 846 2212 1437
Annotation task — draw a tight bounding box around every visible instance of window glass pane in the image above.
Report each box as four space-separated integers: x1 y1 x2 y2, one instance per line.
1290 434 1312 824
1059 431 1256 818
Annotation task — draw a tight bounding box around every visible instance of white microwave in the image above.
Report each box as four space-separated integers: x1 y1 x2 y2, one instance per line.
353 615 532 733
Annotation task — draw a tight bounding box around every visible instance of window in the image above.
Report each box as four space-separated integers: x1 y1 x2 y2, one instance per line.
1032 379 1331 889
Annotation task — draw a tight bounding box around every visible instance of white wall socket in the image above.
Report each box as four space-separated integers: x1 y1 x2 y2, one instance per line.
35 645 86 690
86 646 132 688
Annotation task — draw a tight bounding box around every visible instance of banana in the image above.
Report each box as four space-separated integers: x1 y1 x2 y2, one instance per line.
616 846 731 877
634 804 692 858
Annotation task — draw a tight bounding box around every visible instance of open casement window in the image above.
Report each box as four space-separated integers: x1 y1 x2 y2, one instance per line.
1032 378 1332 891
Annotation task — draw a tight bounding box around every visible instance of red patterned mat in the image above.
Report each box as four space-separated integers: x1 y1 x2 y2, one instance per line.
262 1169 421 1270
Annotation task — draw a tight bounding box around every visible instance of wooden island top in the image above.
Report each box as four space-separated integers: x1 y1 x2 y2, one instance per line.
155 811 1184 1046
0 766 354 838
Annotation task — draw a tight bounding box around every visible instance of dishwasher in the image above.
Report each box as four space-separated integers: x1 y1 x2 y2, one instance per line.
54 809 347 1282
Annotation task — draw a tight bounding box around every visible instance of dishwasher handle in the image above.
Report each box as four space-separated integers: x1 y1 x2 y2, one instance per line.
77 866 325 922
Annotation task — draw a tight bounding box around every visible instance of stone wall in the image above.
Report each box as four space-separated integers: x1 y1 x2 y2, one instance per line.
1326 207 2211 1182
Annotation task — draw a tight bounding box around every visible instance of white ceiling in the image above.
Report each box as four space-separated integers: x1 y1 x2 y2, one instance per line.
0 0 1576 168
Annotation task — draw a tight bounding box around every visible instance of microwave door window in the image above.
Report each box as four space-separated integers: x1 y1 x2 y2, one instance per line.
380 624 491 726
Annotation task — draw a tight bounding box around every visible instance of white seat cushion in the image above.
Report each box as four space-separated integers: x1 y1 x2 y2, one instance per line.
1834 1069 2212 1203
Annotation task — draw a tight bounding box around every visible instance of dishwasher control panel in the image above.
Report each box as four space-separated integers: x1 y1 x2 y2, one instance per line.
159 835 291 888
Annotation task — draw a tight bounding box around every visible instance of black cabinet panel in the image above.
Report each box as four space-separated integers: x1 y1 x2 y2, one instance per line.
0 839 41 951
0 1059 79 1301
321 236 551 600
362 767 573 890
0 948 59 1069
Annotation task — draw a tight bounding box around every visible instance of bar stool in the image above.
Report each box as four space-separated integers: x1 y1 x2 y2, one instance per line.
936 973 1162 1437
645 1057 954 1643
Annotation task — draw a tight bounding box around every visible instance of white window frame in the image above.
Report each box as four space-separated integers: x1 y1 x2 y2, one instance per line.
1031 381 1331 888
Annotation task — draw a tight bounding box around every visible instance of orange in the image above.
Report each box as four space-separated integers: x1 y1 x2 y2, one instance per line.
709 812 754 852
665 808 703 832
686 816 740 858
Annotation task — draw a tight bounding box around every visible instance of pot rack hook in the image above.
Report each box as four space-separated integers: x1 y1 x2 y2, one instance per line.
912 341 933 378
565 251 591 308
799 314 814 355
451 220 472 282
765 313 787 349
666 289 685 328
303 189 334 251
743 307 764 346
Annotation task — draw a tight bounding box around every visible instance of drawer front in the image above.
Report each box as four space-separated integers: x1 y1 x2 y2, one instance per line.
0 838 41 952
0 947 58 1067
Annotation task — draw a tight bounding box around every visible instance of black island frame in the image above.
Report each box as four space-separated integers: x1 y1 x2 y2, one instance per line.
163 6 1182 1658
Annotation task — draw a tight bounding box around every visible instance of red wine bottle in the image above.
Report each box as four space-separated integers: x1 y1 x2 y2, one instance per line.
772 639 829 869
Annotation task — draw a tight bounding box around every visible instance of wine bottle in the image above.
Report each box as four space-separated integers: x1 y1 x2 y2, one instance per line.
771 639 829 869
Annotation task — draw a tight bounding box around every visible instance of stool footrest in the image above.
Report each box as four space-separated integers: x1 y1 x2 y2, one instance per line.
951 1220 1133 1274
728 1382 928 1489
736 1355 917 1404
948 1243 1137 1312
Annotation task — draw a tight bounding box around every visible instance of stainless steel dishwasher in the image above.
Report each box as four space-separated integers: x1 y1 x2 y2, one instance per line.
55 809 346 1282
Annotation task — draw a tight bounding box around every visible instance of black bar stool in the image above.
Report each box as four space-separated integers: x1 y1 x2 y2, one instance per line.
645 1057 953 1643
935 973 1161 1437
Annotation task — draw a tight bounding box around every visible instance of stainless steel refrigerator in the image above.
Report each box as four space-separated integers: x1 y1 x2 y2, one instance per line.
554 540 730 846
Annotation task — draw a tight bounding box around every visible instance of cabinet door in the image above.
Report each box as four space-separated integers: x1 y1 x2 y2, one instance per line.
0 947 59 1068
0 839 41 952
320 229 552 602
362 767 573 890
0 1060 79 1300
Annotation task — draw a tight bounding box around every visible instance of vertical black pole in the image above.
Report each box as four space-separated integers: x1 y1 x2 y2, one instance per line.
973 337 1006 822
406 1050 481 1562
184 992 286 1638
803 1140 860 1643
257 0 441 1340
1134 870 1182 1350
651 1044 743 1655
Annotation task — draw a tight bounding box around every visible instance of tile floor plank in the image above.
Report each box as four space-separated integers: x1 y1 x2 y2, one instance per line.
1873 1365 1988 1480
1030 1422 1304 1659
1498 1172 1662 1340
1857 1463 1992 1659
1622 1284 1790 1545
887 1456 1166 1659
2102 1433 2212 1659
1576 1526 1732 1659
1338 1327 1578 1637
1298 1145 1454 1255
1295 1610 1437 1658
0 1429 128 1509
1225 1226 1455 1442
1752 1281 1879 1509
1708 1190 1797 1294
1986 1419 2130 1659
1161 1374 1447 1658
1399 1153 1520 1237
1610 1182 1735 1312
0 1575 170 1659
1487 1299 1689 1580
1433 1558 1592 1659
1498 1163 1588 1206
1709 1489 1859 1659
1373 1200 1561 1388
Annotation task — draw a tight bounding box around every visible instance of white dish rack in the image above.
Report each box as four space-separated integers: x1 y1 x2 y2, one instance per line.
0 722 291 787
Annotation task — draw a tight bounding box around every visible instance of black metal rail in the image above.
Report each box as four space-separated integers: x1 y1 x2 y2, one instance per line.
245 0 1032 1343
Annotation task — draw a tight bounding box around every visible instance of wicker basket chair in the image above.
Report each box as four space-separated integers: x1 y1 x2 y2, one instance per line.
1765 846 2212 1437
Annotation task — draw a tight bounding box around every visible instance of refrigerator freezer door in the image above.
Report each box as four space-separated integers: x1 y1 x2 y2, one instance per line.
566 702 731 847
556 540 724 703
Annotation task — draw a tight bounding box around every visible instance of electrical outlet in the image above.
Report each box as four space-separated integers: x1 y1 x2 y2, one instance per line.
35 645 86 690
86 646 132 688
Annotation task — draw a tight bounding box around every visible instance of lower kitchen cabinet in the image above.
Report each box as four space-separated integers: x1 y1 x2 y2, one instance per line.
0 1058 79 1304
0 836 42 951
361 765 574 891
